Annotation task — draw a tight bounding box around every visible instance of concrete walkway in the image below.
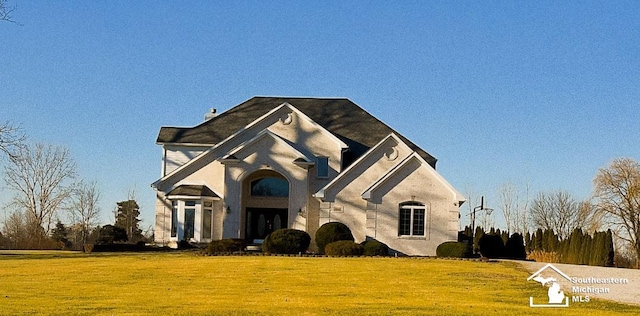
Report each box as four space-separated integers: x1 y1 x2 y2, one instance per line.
514 260 640 307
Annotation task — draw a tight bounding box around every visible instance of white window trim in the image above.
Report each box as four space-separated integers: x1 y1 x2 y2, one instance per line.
398 204 427 238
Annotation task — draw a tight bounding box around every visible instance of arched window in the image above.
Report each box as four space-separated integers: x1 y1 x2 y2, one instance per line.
250 177 289 197
398 202 426 236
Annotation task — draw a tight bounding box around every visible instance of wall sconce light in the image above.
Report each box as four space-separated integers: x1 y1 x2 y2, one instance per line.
226 206 231 214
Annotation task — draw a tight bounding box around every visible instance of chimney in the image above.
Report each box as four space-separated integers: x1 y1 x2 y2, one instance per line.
204 108 217 121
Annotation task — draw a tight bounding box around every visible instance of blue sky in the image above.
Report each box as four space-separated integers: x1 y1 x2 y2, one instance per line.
1 1 639 231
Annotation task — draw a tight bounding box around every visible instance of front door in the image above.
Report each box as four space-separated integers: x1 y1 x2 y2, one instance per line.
246 208 288 241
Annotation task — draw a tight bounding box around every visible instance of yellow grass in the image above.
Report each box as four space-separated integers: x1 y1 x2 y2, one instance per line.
0 251 637 315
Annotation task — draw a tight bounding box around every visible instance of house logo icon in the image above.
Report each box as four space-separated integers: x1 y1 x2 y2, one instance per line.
527 263 571 307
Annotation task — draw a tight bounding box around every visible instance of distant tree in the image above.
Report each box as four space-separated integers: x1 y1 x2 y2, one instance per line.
566 228 584 264
69 181 101 246
529 191 590 240
1 211 26 249
115 200 142 242
497 182 530 235
51 221 71 249
0 121 25 159
593 158 640 268
4 143 77 239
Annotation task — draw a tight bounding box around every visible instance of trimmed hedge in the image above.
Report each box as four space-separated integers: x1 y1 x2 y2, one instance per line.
315 222 354 254
263 229 311 254
361 239 390 256
205 239 246 254
325 240 364 257
436 241 472 258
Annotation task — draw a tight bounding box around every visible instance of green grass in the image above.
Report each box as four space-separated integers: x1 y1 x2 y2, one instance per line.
0 251 637 315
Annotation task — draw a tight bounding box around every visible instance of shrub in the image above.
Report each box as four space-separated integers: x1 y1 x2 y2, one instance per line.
325 240 364 257
527 250 560 263
96 225 128 244
504 233 527 259
478 234 505 258
361 239 389 256
262 229 311 254
436 241 472 258
315 222 354 254
205 239 246 254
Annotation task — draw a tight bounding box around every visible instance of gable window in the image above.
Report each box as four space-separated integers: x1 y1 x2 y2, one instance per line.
398 202 426 237
250 177 289 197
317 156 329 178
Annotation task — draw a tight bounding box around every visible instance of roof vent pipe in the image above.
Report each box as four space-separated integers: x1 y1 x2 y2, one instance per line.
204 108 217 121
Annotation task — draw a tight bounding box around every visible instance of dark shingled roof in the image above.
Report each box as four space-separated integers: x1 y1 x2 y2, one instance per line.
157 97 437 168
167 185 219 198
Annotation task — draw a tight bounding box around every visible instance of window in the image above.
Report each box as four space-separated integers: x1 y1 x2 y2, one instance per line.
250 177 289 197
202 201 213 239
317 156 329 178
398 202 426 237
184 200 196 239
171 201 178 237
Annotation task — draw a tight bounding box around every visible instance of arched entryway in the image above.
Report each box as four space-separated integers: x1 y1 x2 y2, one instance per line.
242 170 289 242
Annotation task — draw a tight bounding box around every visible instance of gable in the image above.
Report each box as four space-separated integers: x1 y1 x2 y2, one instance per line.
156 97 437 168
361 153 465 204
315 133 412 201
153 103 342 188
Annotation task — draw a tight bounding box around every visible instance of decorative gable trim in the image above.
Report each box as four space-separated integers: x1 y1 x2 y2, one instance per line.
224 129 314 165
361 152 465 203
314 133 405 200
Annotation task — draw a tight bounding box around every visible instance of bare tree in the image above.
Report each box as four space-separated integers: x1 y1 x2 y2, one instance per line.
593 158 640 267
498 183 517 234
0 121 25 159
529 190 589 240
4 143 77 236
68 181 101 246
497 182 531 234
0 0 18 24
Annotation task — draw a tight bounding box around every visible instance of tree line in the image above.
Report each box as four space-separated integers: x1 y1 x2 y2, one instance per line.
0 122 146 250
464 157 640 268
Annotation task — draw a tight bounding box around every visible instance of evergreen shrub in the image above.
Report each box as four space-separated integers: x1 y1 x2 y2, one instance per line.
504 233 527 259
315 222 354 254
205 239 246 254
478 234 505 258
361 239 390 256
262 229 311 254
325 240 364 256
436 241 472 258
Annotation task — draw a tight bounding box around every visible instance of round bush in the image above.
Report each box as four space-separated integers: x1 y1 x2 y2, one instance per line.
262 229 311 254
325 240 364 257
315 222 354 254
205 239 246 254
436 241 472 258
504 233 526 259
361 239 390 256
479 234 505 258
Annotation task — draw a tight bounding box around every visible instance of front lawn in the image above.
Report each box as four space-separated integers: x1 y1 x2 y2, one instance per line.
0 252 636 315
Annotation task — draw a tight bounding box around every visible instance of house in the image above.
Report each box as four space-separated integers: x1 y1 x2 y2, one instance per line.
151 97 465 256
